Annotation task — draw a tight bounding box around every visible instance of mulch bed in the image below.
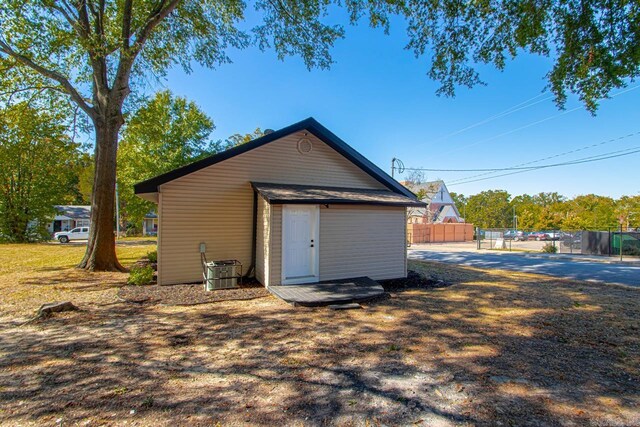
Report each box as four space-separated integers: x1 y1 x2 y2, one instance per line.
380 269 452 291
118 279 270 306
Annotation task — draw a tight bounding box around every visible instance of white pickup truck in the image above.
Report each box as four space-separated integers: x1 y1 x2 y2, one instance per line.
54 227 89 243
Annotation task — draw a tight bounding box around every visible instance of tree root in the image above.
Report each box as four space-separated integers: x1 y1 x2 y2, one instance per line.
19 301 79 326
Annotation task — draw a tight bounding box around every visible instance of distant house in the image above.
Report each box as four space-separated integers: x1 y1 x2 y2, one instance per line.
46 205 92 234
143 212 158 236
401 180 464 224
46 205 158 236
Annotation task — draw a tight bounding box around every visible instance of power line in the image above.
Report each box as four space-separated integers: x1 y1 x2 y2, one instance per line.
429 93 553 143
449 146 640 184
447 131 640 183
439 84 640 155
403 131 640 173
448 146 640 186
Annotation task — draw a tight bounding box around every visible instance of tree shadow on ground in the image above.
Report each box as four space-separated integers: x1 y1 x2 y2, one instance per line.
0 261 638 426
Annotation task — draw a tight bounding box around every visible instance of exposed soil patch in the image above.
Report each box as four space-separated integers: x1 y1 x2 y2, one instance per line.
118 279 269 305
1 252 639 426
380 269 452 291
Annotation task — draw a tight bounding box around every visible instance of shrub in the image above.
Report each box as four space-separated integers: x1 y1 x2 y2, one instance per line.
147 250 158 263
541 243 558 253
128 265 154 286
622 241 640 257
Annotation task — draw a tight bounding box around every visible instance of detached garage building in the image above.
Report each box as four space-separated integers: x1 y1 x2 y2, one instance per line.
134 118 425 287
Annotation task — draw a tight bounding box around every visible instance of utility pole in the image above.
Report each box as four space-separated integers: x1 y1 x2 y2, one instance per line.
390 158 404 179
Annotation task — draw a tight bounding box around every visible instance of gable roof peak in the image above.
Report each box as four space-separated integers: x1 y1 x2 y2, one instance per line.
134 117 416 199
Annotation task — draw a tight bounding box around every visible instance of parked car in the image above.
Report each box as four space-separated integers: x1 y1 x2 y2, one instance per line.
527 231 548 241
54 227 89 243
544 231 561 241
503 230 525 241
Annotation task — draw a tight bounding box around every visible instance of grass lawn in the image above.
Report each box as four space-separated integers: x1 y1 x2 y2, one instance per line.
0 239 156 319
0 246 638 426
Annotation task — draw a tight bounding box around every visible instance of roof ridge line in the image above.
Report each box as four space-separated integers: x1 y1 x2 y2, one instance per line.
134 118 416 199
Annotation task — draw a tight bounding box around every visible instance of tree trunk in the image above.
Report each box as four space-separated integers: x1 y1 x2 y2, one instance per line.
78 112 125 272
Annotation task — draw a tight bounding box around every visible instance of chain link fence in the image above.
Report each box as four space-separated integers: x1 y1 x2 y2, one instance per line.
476 228 640 260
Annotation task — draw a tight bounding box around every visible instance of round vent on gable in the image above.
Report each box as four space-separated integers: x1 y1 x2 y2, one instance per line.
297 138 313 154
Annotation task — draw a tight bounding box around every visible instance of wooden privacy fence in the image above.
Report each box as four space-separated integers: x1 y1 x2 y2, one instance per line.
407 223 474 244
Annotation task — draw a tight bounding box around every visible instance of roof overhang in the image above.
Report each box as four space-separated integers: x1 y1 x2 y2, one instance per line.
134 117 418 200
251 182 427 207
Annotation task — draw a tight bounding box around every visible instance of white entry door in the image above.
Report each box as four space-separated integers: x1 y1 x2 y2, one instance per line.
282 205 319 285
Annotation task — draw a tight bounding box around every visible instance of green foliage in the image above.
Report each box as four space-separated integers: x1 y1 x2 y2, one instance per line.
465 190 512 228
128 265 155 286
2 0 636 269
0 103 81 242
510 192 567 230
622 242 640 257
224 128 265 150
147 251 158 263
404 0 640 112
72 153 95 205
1 0 636 116
450 192 468 219
562 194 617 229
117 90 216 228
614 195 640 229
541 243 558 253
457 189 637 231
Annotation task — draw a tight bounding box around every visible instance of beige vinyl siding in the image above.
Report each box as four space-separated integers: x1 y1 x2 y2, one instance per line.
404 216 408 275
268 205 282 286
317 205 407 281
268 204 406 286
157 192 164 284
158 131 386 285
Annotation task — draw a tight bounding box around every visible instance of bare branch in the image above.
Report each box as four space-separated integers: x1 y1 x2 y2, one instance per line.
113 0 180 94
132 0 181 54
1 85 66 97
47 2 82 34
0 40 94 118
76 0 109 93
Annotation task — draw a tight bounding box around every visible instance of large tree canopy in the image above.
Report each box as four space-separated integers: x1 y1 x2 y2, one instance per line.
454 189 639 230
0 102 81 242
1 0 637 269
117 91 265 233
465 190 513 228
117 90 216 231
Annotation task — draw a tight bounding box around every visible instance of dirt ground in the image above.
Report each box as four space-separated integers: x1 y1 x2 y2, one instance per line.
118 280 270 305
0 253 639 426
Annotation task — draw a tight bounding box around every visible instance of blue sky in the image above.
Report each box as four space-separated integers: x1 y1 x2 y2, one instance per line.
162 17 640 199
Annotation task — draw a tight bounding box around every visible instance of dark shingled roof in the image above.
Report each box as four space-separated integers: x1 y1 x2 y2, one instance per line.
55 205 91 219
134 117 417 200
251 182 427 207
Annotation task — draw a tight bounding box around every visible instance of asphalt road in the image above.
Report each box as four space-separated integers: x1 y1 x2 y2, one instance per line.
408 249 640 288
